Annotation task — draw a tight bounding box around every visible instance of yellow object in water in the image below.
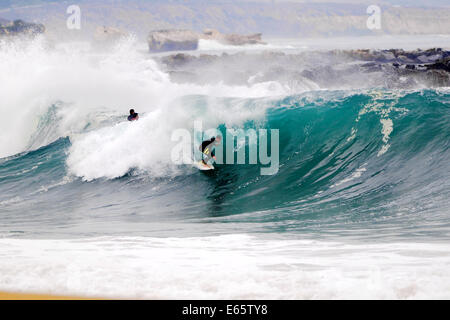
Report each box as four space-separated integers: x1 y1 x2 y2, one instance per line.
0 291 102 300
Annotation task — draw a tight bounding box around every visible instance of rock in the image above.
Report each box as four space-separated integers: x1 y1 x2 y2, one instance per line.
417 55 431 63
201 28 265 46
361 62 382 72
381 51 396 61
0 19 45 37
147 29 265 52
397 55 415 63
148 29 199 52
427 56 450 72
160 53 198 68
424 69 449 86
94 26 128 43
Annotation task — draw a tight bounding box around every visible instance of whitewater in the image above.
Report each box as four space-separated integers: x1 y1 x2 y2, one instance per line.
0 36 449 299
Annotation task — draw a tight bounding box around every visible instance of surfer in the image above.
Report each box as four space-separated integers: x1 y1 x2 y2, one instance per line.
128 109 139 121
199 135 222 166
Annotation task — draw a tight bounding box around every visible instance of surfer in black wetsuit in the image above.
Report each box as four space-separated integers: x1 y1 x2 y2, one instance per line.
200 135 222 166
128 109 139 121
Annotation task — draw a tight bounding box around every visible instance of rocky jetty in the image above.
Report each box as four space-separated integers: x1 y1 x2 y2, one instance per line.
156 48 450 89
148 29 199 52
148 29 265 52
0 19 45 37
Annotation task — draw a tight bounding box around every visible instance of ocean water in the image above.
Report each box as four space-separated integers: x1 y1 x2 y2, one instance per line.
0 36 449 299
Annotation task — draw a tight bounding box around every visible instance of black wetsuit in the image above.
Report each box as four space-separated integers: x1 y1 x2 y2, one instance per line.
200 138 216 163
128 113 139 121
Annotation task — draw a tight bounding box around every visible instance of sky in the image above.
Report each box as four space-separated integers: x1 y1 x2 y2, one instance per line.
242 0 449 6
0 0 449 8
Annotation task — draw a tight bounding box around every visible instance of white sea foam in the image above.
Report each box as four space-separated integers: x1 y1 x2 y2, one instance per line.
0 36 296 181
347 91 406 157
378 118 393 156
0 235 448 299
0 37 289 162
330 165 367 188
198 39 291 52
0 196 22 206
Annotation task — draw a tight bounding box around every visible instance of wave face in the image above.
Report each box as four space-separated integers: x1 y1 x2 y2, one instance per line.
1 86 449 239
0 37 449 298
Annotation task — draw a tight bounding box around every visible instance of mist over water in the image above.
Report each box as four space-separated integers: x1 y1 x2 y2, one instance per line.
0 35 449 299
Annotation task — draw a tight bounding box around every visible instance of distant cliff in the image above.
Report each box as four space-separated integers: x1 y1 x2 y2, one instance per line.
0 19 45 37
0 1 449 40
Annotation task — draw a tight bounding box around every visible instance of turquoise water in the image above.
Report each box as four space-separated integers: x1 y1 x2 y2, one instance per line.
1 89 449 241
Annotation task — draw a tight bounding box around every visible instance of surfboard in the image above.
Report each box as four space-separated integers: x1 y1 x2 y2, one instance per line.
195 161 214 170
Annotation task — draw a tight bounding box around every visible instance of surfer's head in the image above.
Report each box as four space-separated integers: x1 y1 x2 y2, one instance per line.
215 135 222 144
129 109 135 115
